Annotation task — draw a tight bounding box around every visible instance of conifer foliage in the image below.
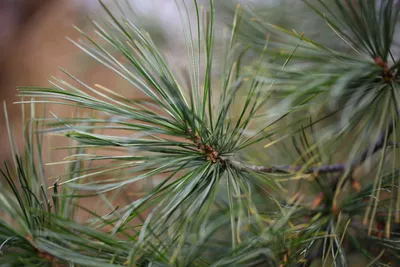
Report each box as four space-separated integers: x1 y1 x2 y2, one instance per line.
1 0 400 266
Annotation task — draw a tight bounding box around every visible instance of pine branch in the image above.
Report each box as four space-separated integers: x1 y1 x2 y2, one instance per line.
1 0 400 266
228 116 395 175
227 160 344 174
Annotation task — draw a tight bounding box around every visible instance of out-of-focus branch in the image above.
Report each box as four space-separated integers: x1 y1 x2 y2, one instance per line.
229 118 395 175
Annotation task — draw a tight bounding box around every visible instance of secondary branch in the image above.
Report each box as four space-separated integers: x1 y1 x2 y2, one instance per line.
229 119 395 175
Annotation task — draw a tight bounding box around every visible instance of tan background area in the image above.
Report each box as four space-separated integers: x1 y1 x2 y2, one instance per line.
0 0 144 220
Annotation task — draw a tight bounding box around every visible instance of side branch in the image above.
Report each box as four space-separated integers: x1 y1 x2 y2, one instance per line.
229 119 395 175
228 161 344 174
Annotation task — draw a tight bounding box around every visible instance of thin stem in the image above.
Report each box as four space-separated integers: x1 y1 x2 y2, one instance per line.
229 117 395 175
228 160 344 174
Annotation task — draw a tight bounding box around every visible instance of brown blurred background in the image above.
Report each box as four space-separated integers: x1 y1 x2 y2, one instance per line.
0 0 85 162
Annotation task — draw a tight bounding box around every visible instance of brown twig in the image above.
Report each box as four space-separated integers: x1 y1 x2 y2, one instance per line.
228 117 395 176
